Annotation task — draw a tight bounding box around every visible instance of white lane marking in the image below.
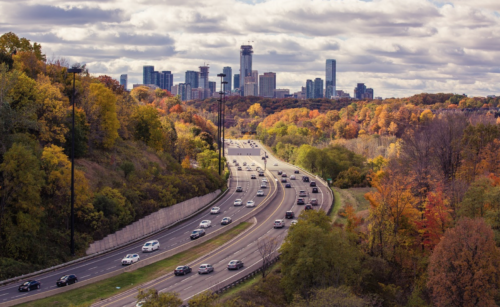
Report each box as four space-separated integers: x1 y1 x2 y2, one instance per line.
88 266 98 270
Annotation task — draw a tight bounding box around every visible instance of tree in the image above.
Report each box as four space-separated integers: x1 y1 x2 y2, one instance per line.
290 286 365 307
187 290 219 307
427 218 500 307
181 156 191 169
136 288 183 307
131 105 164 150
86 83 120 149
0 32 45 61
257 235 280 278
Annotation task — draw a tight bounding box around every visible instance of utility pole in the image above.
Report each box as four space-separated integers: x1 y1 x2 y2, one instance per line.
217 73 226 175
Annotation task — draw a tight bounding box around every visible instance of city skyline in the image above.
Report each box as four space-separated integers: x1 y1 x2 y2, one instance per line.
2 0 499 98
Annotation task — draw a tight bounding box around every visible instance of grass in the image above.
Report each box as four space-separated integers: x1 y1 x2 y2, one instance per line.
330 187 375 225
330 187 346 224
18 222 251 307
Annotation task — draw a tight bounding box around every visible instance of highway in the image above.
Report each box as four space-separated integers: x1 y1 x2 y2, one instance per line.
0 140 277 306
92 140 333 307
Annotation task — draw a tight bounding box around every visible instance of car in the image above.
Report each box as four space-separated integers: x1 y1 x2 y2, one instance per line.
310 181 317 187
297 198 305 205
18 280 41 292
294 170 300 174
237 166 242 170
281 178 287 183
235 162 239 166
136 300 146 307
278 170 283 175
198 264 214 274
285 183 292 188
211 207 221 214
236 186 243 192
142 240 160 252
221 217 232 225
246 200 255 207
174 265 192 276
255 145 258 147
56 275 77 287
262 156 266 160
257 190 265 196
304 176 310 182
274 163 278 166
233 159 236 163
251 163 255 166
261 183 267 188
251 174 256 179
234 199 243 206
291 220 298 226
310 198 318 206
243 162 247 166
299 190 307 197
190 229 206 239
227 260 244 270
285 211 295 219
262 178 268 183
247 167 252 171
282 173 287 177
290 175 296 180
312 187 319 193
274 219 286 228
199 220 212 228
122 254 140 265
305 204 313 210
259 172 265 177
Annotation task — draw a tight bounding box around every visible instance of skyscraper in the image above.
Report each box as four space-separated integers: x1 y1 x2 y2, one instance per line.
326 59 336 98
185 71 199 89
161 71 173 92
143 66 154 85
120 74 128 90
178 83 192 101
199 65 209 90
234 74 240 90
306 80 313 99
152 71 160 87
313 78 324 98
244 82 258 97
354 83 374 100
223 67 232 95
252 70 258 93
209 81 217 96
239 45 253 95
259 72 276 98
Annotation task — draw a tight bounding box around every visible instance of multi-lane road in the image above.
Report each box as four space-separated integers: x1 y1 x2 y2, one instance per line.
0 140 332 307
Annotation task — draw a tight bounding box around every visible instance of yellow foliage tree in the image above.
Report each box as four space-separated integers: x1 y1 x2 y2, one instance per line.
181 156 191 169
247 103 264 117
88 83 120 148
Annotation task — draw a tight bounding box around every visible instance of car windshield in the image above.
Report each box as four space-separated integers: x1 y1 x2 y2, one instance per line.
176 266 184 270
200 265 206 269
125 255 133 258
60 275 68 280
192 231 199 234
229 261 236 264
145 243 151 246
22 282 31 286
212 207 218 210
201 220 208 223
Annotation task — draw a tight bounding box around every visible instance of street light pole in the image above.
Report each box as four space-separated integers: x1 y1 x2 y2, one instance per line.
67 67 82 256
217 73 226 176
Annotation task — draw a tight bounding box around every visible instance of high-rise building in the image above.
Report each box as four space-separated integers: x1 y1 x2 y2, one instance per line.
274 89 290 98
199 65 209 90
354 83 366 99
152 71 160 87
185 71 199 89
313 78 323 98
234 74 240 90
366 88 374 100
239 45 253 95
252 70 258 93
209 81 217 96
161 71 173 92
178 83 192 101
223 67 232 95
325 59 336 98
306 80 314 99
259 72 276 98
120 74 128 90
244 82 258 97
143 66 154 85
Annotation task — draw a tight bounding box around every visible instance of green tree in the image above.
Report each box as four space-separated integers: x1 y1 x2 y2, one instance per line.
131 105 164 151
0 32 45 61
290 286 365 307
0 143 44 259
187 290 219 307
87 83 120 149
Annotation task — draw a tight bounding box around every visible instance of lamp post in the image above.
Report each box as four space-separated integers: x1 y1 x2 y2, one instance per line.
221 81 228 164
216 73 226 176
67 67 82 256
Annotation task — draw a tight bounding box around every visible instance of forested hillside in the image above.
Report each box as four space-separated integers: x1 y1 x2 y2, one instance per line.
0 33 225 279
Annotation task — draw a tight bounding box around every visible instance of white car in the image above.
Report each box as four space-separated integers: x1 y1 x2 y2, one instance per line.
260 183 267 188
246 200 255 207
290 175 296 180
199 220 212 228
251 174 256 179
257 190 264 196
142 240 160 252
234 199 243 206
251 163 255 166
274 163 278 166
274 219 285 228
243 162 247 166
262 178 268 183
122 254 140 265
211 207 221 214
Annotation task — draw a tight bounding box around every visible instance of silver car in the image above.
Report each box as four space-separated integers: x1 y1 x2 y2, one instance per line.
198 264 214 274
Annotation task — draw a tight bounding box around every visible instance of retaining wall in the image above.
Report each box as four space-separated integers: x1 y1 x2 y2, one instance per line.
86 190 221 255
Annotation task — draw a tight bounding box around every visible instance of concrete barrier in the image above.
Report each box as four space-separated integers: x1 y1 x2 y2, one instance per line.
86 190 221 255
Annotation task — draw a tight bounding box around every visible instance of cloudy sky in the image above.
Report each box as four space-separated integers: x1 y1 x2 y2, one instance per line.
1 0 499 98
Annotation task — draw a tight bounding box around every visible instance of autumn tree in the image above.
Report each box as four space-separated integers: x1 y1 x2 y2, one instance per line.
427 218 500 307
187 291 219 307
136 288 183 307
291 286 365 307
0 32 45 61
247 103 264 117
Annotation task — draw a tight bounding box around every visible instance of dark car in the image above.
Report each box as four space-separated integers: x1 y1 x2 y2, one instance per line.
281 178 287 183
18 280 41 292
221 217 232 225
227 260 244 270
303 176 310 182
278 171 283 175
285 183 292 188
294 170 300 174
262 156 266 160
305 204 313 210
310 198 318 206
174 265 192 276
312 187 319 193
56 275 77 287
285 211 295 219
310 181 316 187
281 173 287 177
297 198 305 205
190 229 206 240
259 172 265 177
